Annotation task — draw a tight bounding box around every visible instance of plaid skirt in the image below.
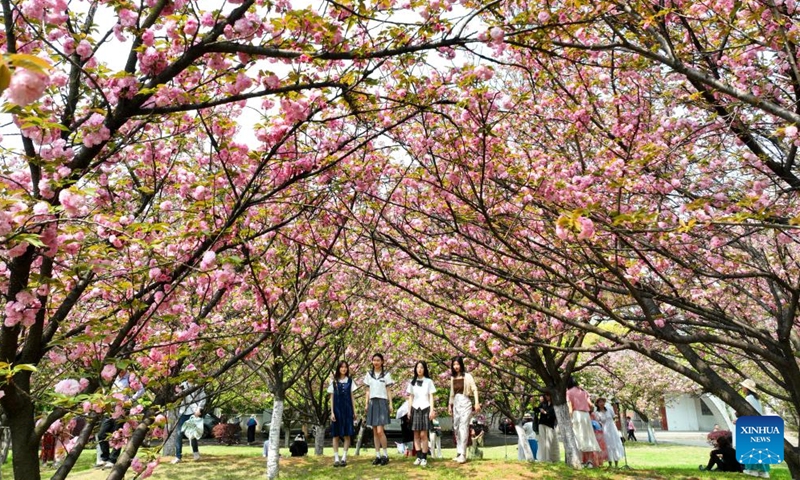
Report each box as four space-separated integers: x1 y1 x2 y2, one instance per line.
366 398 389 427
411 407 431 431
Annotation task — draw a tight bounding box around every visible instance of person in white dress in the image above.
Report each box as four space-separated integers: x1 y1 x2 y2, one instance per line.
594 398 624 467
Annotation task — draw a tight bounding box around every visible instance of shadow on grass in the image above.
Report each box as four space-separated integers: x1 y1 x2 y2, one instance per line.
45 445 795 480
140 455 776 480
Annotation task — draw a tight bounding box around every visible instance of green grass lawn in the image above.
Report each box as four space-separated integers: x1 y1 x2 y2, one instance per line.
17 442 792 479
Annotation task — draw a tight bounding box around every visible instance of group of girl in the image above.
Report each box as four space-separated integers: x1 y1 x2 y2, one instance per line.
566 377 625 468
328 353 480 468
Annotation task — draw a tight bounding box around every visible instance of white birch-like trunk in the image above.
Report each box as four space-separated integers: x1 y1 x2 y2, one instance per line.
0 426 9 480
266 399 284 480
354 422 365 455
162 410 179 457
313 425 324 455
554 403 582 468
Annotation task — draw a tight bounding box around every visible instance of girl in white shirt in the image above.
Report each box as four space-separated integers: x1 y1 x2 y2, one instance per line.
363 353 394 465
406 361 437 467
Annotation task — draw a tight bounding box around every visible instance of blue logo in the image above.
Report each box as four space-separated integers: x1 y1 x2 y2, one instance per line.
736 416 784 465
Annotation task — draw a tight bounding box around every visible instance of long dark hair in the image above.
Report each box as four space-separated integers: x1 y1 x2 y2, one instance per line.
450 356 467 377
567 376 579 389
412 360 430 383
334 361 350 381
370 353 385 378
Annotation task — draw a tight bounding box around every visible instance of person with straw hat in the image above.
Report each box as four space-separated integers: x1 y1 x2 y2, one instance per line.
738 379 770 479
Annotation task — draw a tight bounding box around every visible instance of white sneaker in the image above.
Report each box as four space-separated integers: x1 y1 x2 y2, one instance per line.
193 452 200 460
94 461 106 468
413 457 422 466
104 461 114 468
171 458 181 464
456 455 466 464
420 458 427 467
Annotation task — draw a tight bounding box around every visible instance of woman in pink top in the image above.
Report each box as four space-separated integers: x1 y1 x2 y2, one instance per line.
566 377 600 467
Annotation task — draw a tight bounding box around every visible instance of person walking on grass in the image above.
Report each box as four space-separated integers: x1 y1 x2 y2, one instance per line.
626 415 637 442
363 353 394 466
329 361 356 467
171 373 206 464
447 356 480 464
406 360 437 467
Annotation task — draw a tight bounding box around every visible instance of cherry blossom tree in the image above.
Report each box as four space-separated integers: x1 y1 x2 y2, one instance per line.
331 33 800 472
583 350 700 441
0 0 495 478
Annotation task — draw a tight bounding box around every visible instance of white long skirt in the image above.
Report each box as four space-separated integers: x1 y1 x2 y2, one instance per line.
537 424 559 462
602 423 624 461
571 411 600 452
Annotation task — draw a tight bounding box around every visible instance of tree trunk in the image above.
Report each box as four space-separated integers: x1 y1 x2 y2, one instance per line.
553 399 581 468
784 440 800 480
354 421 365 455
0 426 8 480
266 397 284 480
636 411 657 445
313 425 324 455
646 422 657 444
51 417 97 480
0 426 9 470
106 416 153 480
161 409 179 457
8 396 39 480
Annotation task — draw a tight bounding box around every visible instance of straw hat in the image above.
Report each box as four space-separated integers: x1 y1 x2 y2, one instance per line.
740 379 757 392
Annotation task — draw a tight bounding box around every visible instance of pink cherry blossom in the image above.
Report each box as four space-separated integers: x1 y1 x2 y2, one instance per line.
576 216 595 240
101 364 117 382
33 202 49 215
5 68 49 106
489 27 504 41
54 379 82 396
200 250 216 269
538 11 551 23
75 40 92 60
58 189 85 216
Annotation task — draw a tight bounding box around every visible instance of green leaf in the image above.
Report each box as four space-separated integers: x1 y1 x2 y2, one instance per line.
8 54 51 74
0 62 11 92
14 233 46 248
13 364 38 372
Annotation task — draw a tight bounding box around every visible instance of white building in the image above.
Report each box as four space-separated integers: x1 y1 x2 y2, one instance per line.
662 393 734 432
